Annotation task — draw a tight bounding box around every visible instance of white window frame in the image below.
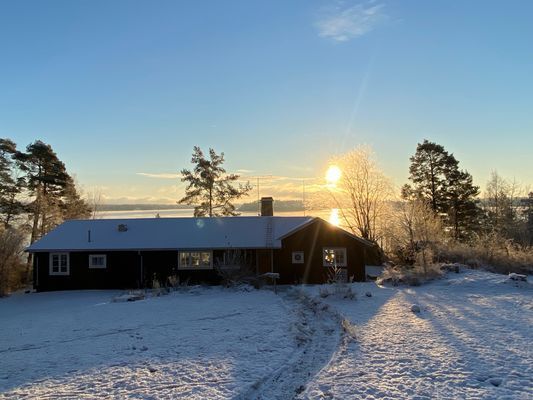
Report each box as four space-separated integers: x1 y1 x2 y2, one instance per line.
89 254 107 269
49 252 70 276
178 251 213 270
292 251 305 264
323 247 347 267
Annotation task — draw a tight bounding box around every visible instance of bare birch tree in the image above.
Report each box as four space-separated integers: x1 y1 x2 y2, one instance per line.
327 146 394 243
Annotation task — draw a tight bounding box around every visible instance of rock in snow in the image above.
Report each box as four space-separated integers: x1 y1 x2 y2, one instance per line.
488 377 503 387
508 273 527 282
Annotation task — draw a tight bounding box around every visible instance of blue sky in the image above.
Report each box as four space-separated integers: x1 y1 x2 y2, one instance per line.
1 0 532 203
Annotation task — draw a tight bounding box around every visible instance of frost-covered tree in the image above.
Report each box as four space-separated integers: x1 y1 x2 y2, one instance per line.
525 192 533 246
483 171 519 238
327 146 394 243
178 147 252 217
0 227 24 297
392 198 443 269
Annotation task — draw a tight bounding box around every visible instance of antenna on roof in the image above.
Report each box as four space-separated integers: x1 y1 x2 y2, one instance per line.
118 224 128 232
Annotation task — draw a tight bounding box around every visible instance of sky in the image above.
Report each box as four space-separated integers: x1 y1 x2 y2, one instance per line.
1 0 532 204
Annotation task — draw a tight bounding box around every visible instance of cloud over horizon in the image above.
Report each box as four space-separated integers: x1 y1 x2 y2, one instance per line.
136 172 181 179
316 1 387 42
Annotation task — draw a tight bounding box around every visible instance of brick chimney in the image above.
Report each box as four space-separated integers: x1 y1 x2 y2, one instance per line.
260 197 274 216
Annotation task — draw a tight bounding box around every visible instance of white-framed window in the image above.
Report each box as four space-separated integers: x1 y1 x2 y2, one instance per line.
89 254 107 269
323 247 347 267
292 251 304 264
178 251 212 270
50 253 70 275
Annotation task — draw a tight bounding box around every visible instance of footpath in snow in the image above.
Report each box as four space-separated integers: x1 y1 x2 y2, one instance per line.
301 269 533 400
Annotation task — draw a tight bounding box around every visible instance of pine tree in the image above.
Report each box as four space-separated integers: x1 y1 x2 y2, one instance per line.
402 140 458 213
0 139 25 228
18 140 71 243
446 169 480 240
61 177 91 220
403 139 480 240
178 147 252 217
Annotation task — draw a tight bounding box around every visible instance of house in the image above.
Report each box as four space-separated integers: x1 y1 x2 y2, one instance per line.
27 198 373 291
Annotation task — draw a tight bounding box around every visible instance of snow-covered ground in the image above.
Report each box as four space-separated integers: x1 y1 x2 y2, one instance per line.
302 269 533 400
0 287 314 399
1 269 532 399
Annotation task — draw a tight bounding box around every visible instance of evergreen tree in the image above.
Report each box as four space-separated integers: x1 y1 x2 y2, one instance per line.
0 139 25 228
18 140 70 244
446 169 480 240
61 176 91 220
402 140 458 213
403 139 480 240
178 146 252 217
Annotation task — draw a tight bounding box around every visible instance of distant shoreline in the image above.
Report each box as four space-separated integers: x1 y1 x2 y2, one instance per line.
98 200 305 213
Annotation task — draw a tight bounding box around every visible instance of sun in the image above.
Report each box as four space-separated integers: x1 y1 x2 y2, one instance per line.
326 165 342 185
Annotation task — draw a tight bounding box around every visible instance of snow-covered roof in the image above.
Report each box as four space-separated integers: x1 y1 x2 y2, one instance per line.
26 216 315 252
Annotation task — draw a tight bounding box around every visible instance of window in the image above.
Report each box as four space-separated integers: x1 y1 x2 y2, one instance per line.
323 248 347 267
218 250 252 270
89 254 107 269
292 251 304 264
50 253 70 275
178 251 212 269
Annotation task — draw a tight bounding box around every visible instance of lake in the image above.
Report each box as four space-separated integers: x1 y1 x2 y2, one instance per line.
96 208 338 224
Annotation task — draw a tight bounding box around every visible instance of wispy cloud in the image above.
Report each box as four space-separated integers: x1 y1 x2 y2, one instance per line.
137 172 180 179
316 1 386 42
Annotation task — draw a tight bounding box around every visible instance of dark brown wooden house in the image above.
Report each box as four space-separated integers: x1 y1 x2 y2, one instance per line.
27 198 372 291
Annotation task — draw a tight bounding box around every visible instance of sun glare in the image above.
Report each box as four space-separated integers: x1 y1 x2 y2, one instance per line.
329 208 340 226
326 165 342 185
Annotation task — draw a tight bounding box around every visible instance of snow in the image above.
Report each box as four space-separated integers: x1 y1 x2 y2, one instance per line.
0 287 304 399
301 270 533 399
1 269 532 399
26 216 313 252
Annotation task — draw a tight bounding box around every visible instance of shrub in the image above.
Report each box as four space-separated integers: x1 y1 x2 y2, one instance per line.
434 236 533 275
214 249 259 287
0 228 26 297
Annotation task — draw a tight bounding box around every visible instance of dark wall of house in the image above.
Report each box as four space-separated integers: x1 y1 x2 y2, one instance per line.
33 250 223 292
34 251 141 291
274 219 367 284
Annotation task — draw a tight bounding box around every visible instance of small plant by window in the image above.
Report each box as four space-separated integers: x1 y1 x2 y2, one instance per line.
215 249 256 287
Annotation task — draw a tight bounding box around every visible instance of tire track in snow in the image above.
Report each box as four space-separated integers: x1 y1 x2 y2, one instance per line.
237 288 345 400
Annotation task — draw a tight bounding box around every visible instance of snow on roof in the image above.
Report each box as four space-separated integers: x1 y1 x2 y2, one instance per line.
26 216 315 252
